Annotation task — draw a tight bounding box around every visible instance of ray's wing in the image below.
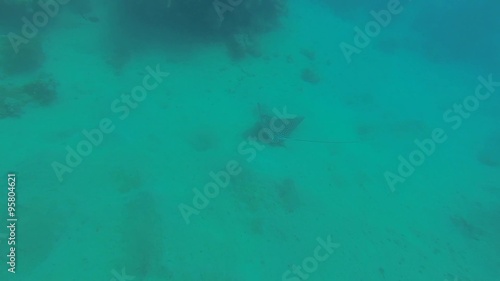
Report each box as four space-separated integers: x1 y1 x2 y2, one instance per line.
280 116 304 139
254 103 304 146
271 116 304 145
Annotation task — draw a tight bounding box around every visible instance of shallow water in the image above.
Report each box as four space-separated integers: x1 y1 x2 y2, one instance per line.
0 0 499 280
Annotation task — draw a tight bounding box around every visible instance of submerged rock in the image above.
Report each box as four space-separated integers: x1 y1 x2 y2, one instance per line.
477 133 500 167
301 68 321 84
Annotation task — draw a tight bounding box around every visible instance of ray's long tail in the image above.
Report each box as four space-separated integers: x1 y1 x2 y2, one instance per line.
281 137 363 144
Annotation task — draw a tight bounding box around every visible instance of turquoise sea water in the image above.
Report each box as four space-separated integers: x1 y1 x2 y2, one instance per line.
0 0 499 280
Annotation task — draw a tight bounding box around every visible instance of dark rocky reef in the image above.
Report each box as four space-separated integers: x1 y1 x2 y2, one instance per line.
0 36 45 75
121 0 285 33
113 0 286 49
0 0 36 28
0 75 58 119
